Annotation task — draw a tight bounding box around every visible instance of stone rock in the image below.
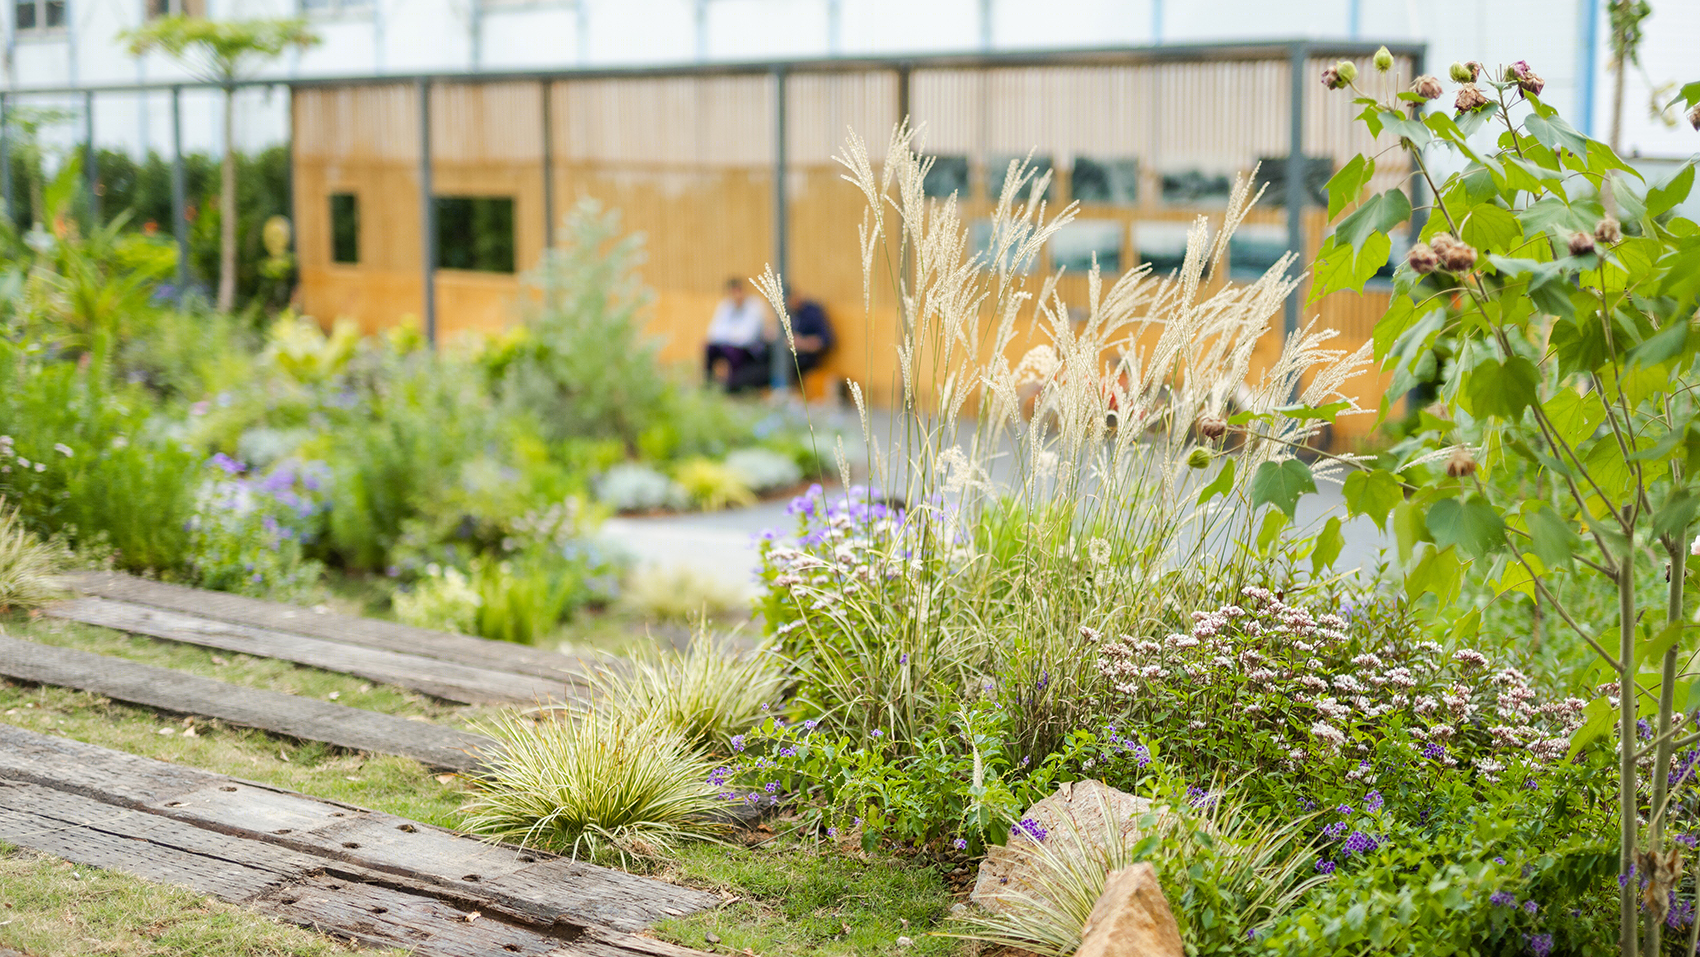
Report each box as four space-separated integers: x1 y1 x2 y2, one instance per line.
1075 863 1185 957
969 779 1153 913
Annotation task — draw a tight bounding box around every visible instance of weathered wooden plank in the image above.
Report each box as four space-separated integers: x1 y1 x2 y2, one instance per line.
0 635 492 772
0 725 719 934
61 571 596 686
45 596 566 705
0 781 704 956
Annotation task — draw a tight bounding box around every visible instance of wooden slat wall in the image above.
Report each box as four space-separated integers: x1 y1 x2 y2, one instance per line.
293 55 1416 445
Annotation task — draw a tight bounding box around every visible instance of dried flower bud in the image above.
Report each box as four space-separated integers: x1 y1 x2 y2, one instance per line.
1446 449 1478 478
1186 448 1213 470
1518 71 1544 97
1373 46 1394 73
1455 84 1491 113
1407 242 1440 274
1430 233 1477 271
1689 102 1700 131
1197 415 1228 441
1320 65 1342 90
1595 217 1622 245
1412 75 1444 100
1336 60 1359 85
1448 61 1475 83
1567 230 1596 257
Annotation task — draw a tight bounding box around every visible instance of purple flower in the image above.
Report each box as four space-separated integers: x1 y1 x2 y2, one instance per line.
871 729 883 739
778 746 797 758
707 767 731 786
899 654 908 665
207 452 245 475
1620 862 1638 888
1315 859 1336 875
1322 821 1349 840
1522 900 1538 915
730 735 746 753
953 838 968 851
1336 804 1353 816
1015 818 1048 843
764 781 780 794
1340 831 1378 857
1678 833 1700 849
1494 856 1507 865
1526 933 1553 957
803 719 818 731
1364 790 1384 813
1489 890 1517 908
826 826 838 838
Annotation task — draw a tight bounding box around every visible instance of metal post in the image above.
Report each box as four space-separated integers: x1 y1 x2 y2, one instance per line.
769 65 789 391
1282 41 1307 343
417 78 436 346
541 79 554 250
171 86 189 305
84 89 98 223
0 92 12 225
1407 47 1429 239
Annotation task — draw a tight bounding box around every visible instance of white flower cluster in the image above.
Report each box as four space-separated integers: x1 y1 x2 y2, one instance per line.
0 435 50 476
1093 585 1586 781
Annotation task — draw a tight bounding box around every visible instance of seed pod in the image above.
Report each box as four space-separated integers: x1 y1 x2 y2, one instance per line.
1412 75 1444 100
1407 242 1440 274
1454 84 1491 113
1197 415 1228 441
1374 46 1394 73
1320 65 1342 90
1689 102 1700 131
1439 238 1478 273
1186 448 1213 470
1594 217 1622 245
1567 230 1596 257
1336 60 1359 85
1445 449 1478 478
1448 61 1475 83
1518 71 1545 97
1430 232 1459 254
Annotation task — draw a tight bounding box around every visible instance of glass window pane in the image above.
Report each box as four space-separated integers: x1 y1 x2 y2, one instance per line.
921 155 969 199
435 196 515 274
1132 221 1198 277
15 2 36 30
1253 155 1334 208
987 153 1054 202
1160 169 1233 206
1227 223 1290 281
330 193 359 264
1072 157 1139 205
44 0 64 27
1049 220 1123 274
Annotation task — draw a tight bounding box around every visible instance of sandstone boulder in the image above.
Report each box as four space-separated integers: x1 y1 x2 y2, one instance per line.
969 779 1153 913
1075 863 1185 957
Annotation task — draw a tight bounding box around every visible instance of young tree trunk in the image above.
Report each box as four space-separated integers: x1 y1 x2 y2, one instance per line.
1620 560 1640 957
217 87 237 313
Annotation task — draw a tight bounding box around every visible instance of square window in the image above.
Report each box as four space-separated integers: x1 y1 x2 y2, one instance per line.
43 0 63 27
987 154 1054 203
15 2 36 29
1049 220 1123 274
330 193 359 264
435 196 515 274
1160 170 1233 207
1072 157 1139 205
970 219 1037 275
1253 156 1335 208
1227 223 1290 281
1132 221 1198 277
921 155 969 200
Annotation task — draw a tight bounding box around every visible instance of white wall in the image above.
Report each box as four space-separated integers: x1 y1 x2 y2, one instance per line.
1 0 1694 161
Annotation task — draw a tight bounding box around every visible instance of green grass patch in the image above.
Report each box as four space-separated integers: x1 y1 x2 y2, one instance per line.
652 834 970 957
0 840 401 957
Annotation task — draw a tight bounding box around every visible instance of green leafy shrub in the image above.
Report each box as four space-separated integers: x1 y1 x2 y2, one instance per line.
673 458 755 511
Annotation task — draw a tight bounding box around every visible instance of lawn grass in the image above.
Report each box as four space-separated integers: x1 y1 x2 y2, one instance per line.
0 840 402 957
0 610 976 957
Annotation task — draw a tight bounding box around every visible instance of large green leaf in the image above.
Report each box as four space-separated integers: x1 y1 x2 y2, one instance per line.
1523 111 1591 159
1426 495 1505 558
1464 355 1540 420
1326 154 1376 220
1460 202 1523 254
1653 487 1698 540
1343 468 1403 532
1568 696 1616 759
1648 164 1696 218
1250 459 1316 519
1310 232 1391 301
1196 456 1236 506
1524 503 1582 570
1542 388 1607 446
1404 543 1464 606
1333 189 1413 253
1312 517 1345 574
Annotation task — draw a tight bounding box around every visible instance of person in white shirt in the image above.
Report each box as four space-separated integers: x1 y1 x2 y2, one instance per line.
704 277 771 391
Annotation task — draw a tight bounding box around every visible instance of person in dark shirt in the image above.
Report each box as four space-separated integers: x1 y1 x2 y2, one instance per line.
785 291 835 378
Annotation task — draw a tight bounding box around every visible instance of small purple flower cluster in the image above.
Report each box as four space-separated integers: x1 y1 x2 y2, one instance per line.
1339 831 1378 857
1014 818 1048 843
1525 933 1553 957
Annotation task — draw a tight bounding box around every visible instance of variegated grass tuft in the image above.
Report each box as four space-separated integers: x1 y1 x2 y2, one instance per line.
949 788 1325 955
0 497 66 612
461 707 726 865
587 630 787 750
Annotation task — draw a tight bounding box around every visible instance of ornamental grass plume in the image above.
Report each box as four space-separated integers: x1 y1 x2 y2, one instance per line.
585 630 787 750
461 707 725 865
0 496 66 611
755 124 1372 756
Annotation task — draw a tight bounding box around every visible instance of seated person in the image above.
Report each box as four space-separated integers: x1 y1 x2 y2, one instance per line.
785 291 835 378
704 277 771 392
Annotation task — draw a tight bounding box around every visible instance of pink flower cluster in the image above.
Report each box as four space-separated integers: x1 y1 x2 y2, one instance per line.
1093 586 1587 782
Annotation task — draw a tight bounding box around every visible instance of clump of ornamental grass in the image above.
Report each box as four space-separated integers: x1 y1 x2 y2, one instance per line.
586 632 787 750
0 496 66 611
461 707 725 865
949 785 1324 955
753 124 1372 755
618 564 746 623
